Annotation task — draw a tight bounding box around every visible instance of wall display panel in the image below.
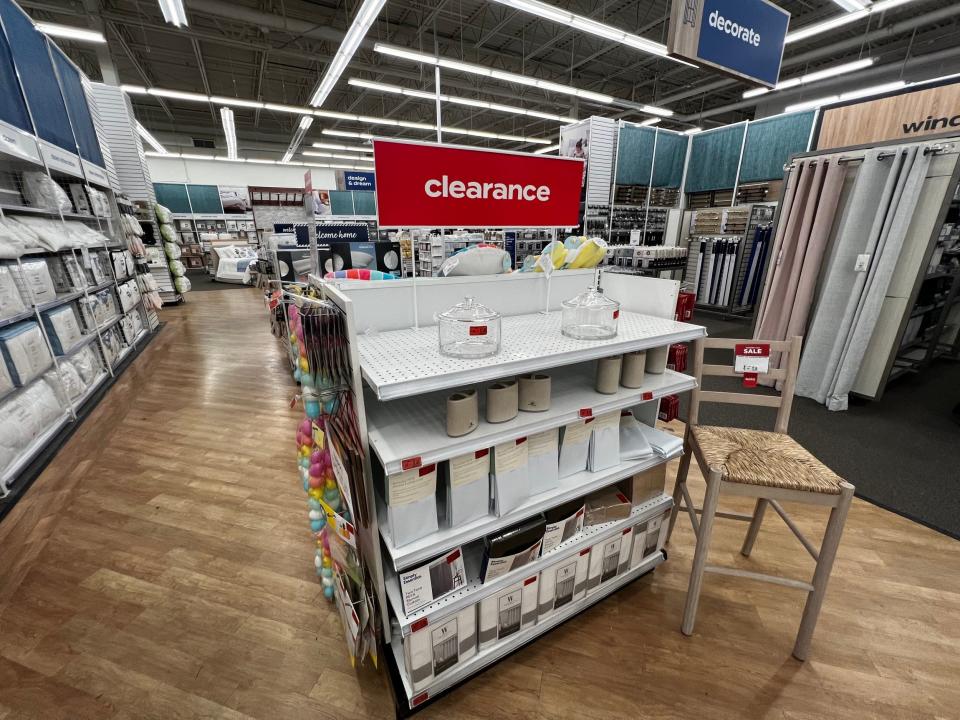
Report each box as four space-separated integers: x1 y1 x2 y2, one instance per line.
0 0 75 152
652 132 688 189
615 126 655 186
154 183 192 214
185 184 222 214
49 45 104 167
330 190 355 216
0 17 32 133
685 124 747 194
739 111 815 184
353 191 376 216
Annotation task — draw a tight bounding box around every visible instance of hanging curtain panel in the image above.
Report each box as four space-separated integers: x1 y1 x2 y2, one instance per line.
353 191 376 216
652 131 688 188
0 14 32 134
685 123 747 194
614 125 655 186
154 183 192 214
739 111 816 184
50 45 105 168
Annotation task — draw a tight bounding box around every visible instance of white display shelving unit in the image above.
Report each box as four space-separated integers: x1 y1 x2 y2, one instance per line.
312 268 705 712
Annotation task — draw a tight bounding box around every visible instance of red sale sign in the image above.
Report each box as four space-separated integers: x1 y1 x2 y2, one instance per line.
372 139 584 228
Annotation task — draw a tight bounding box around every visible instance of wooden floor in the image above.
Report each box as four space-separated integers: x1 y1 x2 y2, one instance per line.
1 288 958 719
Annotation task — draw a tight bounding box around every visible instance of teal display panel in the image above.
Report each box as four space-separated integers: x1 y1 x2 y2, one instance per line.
615 126 655 186
186 184 223 214
739 111 815 183
50 45 104 168
652 132 688 188
154 183 192 214
353 191 376 216
0 8 32 134
0 0 75 152
330 190 355 216
685 124 747 194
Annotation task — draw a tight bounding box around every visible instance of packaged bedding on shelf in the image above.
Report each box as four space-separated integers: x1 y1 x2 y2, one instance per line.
10 258 57 304
10 216 71 251
63 221 111 248
0 374 66 476
174 275 192 293
119 310 143 345
41 304 84 355
70 344 102 385
0 216 34 258
21 171 71 213
0 264 27 320
154 203 173 224
0 321 53 387
117 280 141 313
47 360 84 400
67 184 92 215
0 359 12 400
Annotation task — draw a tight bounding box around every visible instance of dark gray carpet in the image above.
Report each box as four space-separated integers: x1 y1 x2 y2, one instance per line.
185 271 252 291
685 312 960 539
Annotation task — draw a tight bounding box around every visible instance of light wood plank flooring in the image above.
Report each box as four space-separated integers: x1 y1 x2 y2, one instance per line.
1 288 957 719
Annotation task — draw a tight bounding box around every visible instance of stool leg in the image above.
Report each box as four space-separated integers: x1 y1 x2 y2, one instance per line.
740 498 769 557
667 447 692 543
681 469 721 636
792 483 854 661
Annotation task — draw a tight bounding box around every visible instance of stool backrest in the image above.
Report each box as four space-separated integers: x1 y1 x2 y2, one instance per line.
688 336 802 434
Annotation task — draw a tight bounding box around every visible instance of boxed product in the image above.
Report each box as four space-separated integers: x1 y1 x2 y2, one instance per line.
641 511 670 562
558 418 591 478
618 465 666 505
68 184 92 215
41 304 84 355
444 448 490 527
478 575 539 649
403 603 477 691
11 259 56 304
383 463 439 547
398 547 468 615
490 437 529 517
537 548 591 621
0 358 12 400
587 411 620 472
0 375 64 473
584 488 632 527
0 321 52 386
585 532 631 596
526 427 559 496
0 264 27 320
541 498 585 555
481 515 545 583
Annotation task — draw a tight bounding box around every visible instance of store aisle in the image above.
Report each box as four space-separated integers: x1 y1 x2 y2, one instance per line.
1 289 958 719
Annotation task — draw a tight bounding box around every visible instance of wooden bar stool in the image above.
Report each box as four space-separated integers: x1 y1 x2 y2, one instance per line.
667 336 854 661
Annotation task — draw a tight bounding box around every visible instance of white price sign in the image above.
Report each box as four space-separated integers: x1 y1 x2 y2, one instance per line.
734 343 770 378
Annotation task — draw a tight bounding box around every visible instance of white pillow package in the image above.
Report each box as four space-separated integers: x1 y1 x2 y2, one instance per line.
41 304 84 355
164 241 181 259
0 375 65 473
10 259 57 304
48 361 84 400
168 259 186 277
21 171 72 213
174 275 192 293
70 344 101 385
0 321 54 386
0 264 28 320
11 216 71 251
0 358 13 401
0 217 31 258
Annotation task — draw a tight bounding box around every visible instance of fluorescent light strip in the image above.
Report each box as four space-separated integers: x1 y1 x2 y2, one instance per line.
159 0 188 27
135 123 167 154
220 107 237 160
639 118 661 127
743 58 876 99
684 127 702 135
786 0 919 44
348 77 576 122
785 81 907 113
374 43 616 104
533 144 560 154
309 0 387 107
302 151 368 160
35 22 106 43
312 142 374 153
830 0 868 11
143 150 375 171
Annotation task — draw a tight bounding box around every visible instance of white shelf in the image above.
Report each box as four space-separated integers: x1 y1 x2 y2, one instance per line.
390 549 666 710
385 493 672 635
357 310 705 401
0 309 35 328
35 290 84 313
367 367 694 475
380 427 682 572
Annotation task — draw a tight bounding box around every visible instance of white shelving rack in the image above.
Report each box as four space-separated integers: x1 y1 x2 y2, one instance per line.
312 269 705 712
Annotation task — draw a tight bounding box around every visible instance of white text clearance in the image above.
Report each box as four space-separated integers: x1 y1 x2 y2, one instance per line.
424 175 551 202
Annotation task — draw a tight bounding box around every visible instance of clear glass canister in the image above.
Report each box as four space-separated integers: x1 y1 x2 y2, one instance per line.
438 296 502 358
561 285 620 340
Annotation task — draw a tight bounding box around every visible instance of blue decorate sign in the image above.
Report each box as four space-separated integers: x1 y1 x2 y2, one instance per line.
344 171 376 191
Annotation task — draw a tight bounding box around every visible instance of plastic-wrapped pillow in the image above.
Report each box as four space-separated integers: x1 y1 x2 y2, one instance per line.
164 242 181 259
438 246 511 276
0 264 27 320
11 216 71 251
160 224 176 244
71 345 101 384
168 259 186 277
0 354 12 401
566 237 609 269
21 171 72 213
0 217 29 258
154 204 173 224
174 275 192 293
49 361 84 400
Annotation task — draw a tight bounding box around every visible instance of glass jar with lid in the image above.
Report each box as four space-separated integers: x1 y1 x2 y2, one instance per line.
438 296 502 358
561 285 620 340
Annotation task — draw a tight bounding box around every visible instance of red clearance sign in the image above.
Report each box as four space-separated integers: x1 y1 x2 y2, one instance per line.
372 139 584 228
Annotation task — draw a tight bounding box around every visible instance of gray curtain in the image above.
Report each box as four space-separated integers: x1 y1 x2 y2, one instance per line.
796 146 931 410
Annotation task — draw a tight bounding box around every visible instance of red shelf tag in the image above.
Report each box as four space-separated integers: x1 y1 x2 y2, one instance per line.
579 408 593 418
641 391 654 401
412 692 429 707
474 448 489 459
401 456 422 471
524 576 538 586
419 464 436 476
469 325 488 336
411 618 428 633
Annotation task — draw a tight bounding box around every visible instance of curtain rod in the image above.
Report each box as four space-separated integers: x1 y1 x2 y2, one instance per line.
783 142 956 172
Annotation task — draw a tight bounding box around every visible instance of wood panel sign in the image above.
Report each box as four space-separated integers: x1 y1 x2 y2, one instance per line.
817 83 960 150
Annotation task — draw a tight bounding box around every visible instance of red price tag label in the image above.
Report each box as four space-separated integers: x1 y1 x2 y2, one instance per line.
613 310 620 320
641 391 654 401
579 408 593 418
401 456 422 471
469 325 488 336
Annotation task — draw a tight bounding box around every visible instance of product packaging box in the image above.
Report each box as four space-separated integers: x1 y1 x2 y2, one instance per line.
445 448 490 527
541 498 585 555
398 547 468 615
383 463 439 547
526 427 559 495
537 548 590 621
0 321 52 386
490 437 529 517
478 575 539 649
587 411 620 472
643 511 670 560
481 515 545 583
41 305 83 356
618 464 666 505
617 526 634 575
586 534 625 596
558 418 591 478
584 488 632 527
404 603 477 691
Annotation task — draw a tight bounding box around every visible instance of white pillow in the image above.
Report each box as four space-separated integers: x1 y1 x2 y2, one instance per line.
439 247 510 276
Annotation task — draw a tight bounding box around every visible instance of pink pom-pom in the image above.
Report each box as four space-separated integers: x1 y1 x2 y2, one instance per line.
311 451 322 465
308 475 322 488
309 463 322 478
299 419 312 436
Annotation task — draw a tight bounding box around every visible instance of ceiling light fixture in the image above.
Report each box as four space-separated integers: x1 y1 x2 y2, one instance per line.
210 96 263 109
785 81 907 113
302 150 368 161
684 127 702 135
312 142 374 153
786 0 920 44
158 0 188 27
533 144 560 154
742 57 876 99
829 0 868 11
148 88 208 102
309 0 386 107
638 118 661 127
348 77 577 122
135 123 167 154
220 107 237 160
143 149 375 171
35 22 106 43
374 43 616 104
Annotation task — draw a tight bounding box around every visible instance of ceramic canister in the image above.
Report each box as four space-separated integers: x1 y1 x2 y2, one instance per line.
519 373 551 412
595 356 622 395
620 350 647 388
486 379 519 423
645 345 669 375
447 389 479 437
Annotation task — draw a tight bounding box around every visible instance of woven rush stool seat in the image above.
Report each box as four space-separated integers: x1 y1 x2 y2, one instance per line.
691 426 844 495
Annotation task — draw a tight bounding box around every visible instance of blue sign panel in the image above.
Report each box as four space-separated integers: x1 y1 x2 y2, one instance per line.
696 0 789 87
344 171 376 191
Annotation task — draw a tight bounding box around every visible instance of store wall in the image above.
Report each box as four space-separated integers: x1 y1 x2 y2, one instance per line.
146 156 337 189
